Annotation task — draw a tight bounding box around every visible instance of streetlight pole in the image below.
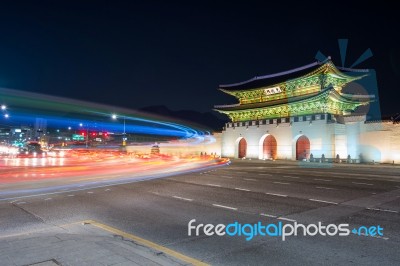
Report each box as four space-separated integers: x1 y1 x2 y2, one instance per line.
123 117 126 146
123 117 126 135
112 114 126 146
86 126 89 148
79 123 89 148
1 105 10 145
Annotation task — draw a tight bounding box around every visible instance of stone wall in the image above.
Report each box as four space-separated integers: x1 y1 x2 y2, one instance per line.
220 116 400 163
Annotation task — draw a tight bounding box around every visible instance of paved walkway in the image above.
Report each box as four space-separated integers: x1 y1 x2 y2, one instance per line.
230 158 400 169
0 221 201 266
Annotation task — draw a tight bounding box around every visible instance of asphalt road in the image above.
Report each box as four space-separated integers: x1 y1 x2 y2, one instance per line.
1 159 400 265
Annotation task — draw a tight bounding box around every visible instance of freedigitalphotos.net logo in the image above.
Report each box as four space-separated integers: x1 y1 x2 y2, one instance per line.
188 219 383 241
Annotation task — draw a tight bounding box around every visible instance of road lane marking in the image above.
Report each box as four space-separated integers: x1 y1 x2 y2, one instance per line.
235 187 251 192
314 178 332 182
243 178 257 181
259 173 271 176
16 201 26 204
303 170 398 179
207 184 221 187
316 186 335 190
309 199 338 205
277 217 296 222
105 189 111 191
173 196 193 201
352 182 373 186
212 204 237 210
87 191 94 194
1 177 176 202
366 207 398 213
284 175 299 179
44 198 52 201
67 195 74 197
84 220 209 266
273 182 290 185
260 213 277 218
265 192 287 197
221 175 233 178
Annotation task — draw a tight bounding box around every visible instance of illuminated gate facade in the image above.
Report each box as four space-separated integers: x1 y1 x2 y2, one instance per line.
215 59 375 161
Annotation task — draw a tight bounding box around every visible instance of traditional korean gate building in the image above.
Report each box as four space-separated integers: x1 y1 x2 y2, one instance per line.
215 58 400 163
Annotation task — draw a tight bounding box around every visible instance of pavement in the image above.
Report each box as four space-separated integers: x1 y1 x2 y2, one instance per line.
1 159 400 265
231 157 400 168
0 220 202 266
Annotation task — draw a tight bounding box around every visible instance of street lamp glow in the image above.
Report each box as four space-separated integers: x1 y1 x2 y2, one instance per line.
1 105 6 110
111 113 126 146
79 123 83 127
4 113 9 118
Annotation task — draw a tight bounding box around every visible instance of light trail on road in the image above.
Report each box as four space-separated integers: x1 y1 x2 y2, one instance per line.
0 88 224 199
0 150 229 200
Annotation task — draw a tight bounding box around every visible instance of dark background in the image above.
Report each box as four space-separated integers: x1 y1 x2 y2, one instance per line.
0 1 399 117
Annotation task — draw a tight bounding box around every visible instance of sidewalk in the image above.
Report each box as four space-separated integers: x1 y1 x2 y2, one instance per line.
0 221 204 266
229 158 400 169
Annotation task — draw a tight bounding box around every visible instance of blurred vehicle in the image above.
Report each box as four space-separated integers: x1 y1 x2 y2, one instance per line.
16 142 46 158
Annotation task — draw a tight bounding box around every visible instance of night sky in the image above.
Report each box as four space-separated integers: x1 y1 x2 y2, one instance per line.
1 1 399 115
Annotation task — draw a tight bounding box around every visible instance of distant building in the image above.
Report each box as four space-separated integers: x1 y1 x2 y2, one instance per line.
0 127 11 144
215 58 400 163
0 126 33 145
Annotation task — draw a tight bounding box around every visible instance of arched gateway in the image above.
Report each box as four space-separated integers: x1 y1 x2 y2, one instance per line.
296 135 310 160
238 138 247 158
262 135 277 159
